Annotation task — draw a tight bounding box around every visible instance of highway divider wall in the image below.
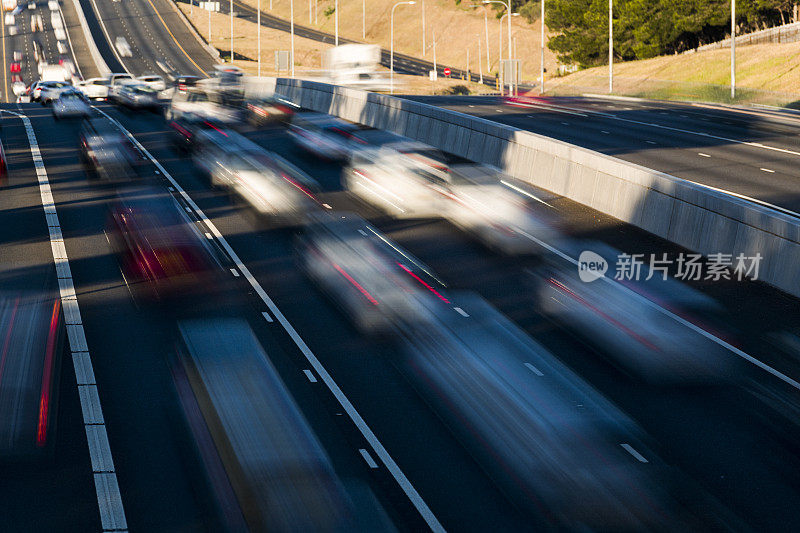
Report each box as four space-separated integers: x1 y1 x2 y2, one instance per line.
244 77 800 298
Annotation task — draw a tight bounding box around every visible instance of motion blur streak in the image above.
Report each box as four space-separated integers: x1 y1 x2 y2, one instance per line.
0 296 19 381
36 300 61 447
397 263 450 304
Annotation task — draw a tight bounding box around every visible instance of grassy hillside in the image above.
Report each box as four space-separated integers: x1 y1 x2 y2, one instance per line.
183 0 559 84
547 41 800 107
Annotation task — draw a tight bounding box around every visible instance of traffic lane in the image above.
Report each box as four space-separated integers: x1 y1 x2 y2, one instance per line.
24 106 226 532
401 96 800 211
0 110 101 531
76 0 127 73
95 2 156 76
142 0 215 75
240 118 800 529
242 113 800 389
365 213 800 532
110 107 534 532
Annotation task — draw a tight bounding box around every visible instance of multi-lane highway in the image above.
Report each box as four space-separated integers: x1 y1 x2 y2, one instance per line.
406 94 800 214
2 4 800 531
1 96 800 530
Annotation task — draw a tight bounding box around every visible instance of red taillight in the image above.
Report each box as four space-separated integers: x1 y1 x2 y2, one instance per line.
36 299 61 447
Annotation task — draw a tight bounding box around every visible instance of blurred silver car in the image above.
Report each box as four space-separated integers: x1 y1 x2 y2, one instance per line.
399 292 673 530
298 212 442 333
51 90 90 119
172 319 392 531
288 112 366 161
115 82 159 110
531 241 741 382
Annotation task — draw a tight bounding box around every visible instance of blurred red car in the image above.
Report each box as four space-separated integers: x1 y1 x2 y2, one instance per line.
9 62 21 73
107 186 222 303
0 289 64 461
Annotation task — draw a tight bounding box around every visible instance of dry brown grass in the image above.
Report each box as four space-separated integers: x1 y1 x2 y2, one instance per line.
181 3 505 94
182 0 558 84
547 42 800 105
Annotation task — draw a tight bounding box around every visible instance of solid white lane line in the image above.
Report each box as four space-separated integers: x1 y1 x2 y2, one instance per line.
303 369 318 382
524 362 544 376
205 232 213 239
453 307 469 317
620 443 648 463
96 109 445 533
261 310 273 323
698 152 711 157
359 448 379 469
601 130 610 134
230 268 240 277
561 122 569 126
760 168 775 173
3 110 128 533
645 140 656 144
500 180 555 208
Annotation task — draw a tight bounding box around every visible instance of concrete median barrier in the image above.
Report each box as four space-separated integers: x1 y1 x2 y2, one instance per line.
245 77 800 298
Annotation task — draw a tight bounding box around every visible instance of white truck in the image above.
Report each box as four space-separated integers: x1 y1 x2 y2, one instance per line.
323 44 390 91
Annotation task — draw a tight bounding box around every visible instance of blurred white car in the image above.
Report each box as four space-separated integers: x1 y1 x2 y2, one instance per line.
27 1 36 9
7 24 17 34
75 77 109 99
444 165 563 255
115 36 132 57
48 0 58 9
12 50 22 61
56 40 67 54
53 26 65 40
136 74 166 92
342 142 450 219
38 80 73 103
4 12 14 25
12 81 26 96
49 10 62 28
52 90 90 119
30 13 42 31
194 129 319 225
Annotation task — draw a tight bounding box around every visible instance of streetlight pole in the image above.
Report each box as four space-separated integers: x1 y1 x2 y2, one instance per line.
731 0 736 99
608 0 613 93
422 0 425 56
291 0 295 76
540 0 544 93
485 1 513 94
391 0 416 94
478 35 483 84
484 11 490 71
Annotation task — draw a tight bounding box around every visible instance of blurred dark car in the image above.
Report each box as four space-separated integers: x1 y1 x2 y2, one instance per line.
106 186 222 304
173 75 201 92
245 94 297 127
0 289 63 462
0 133 7 184
79 117 140 181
